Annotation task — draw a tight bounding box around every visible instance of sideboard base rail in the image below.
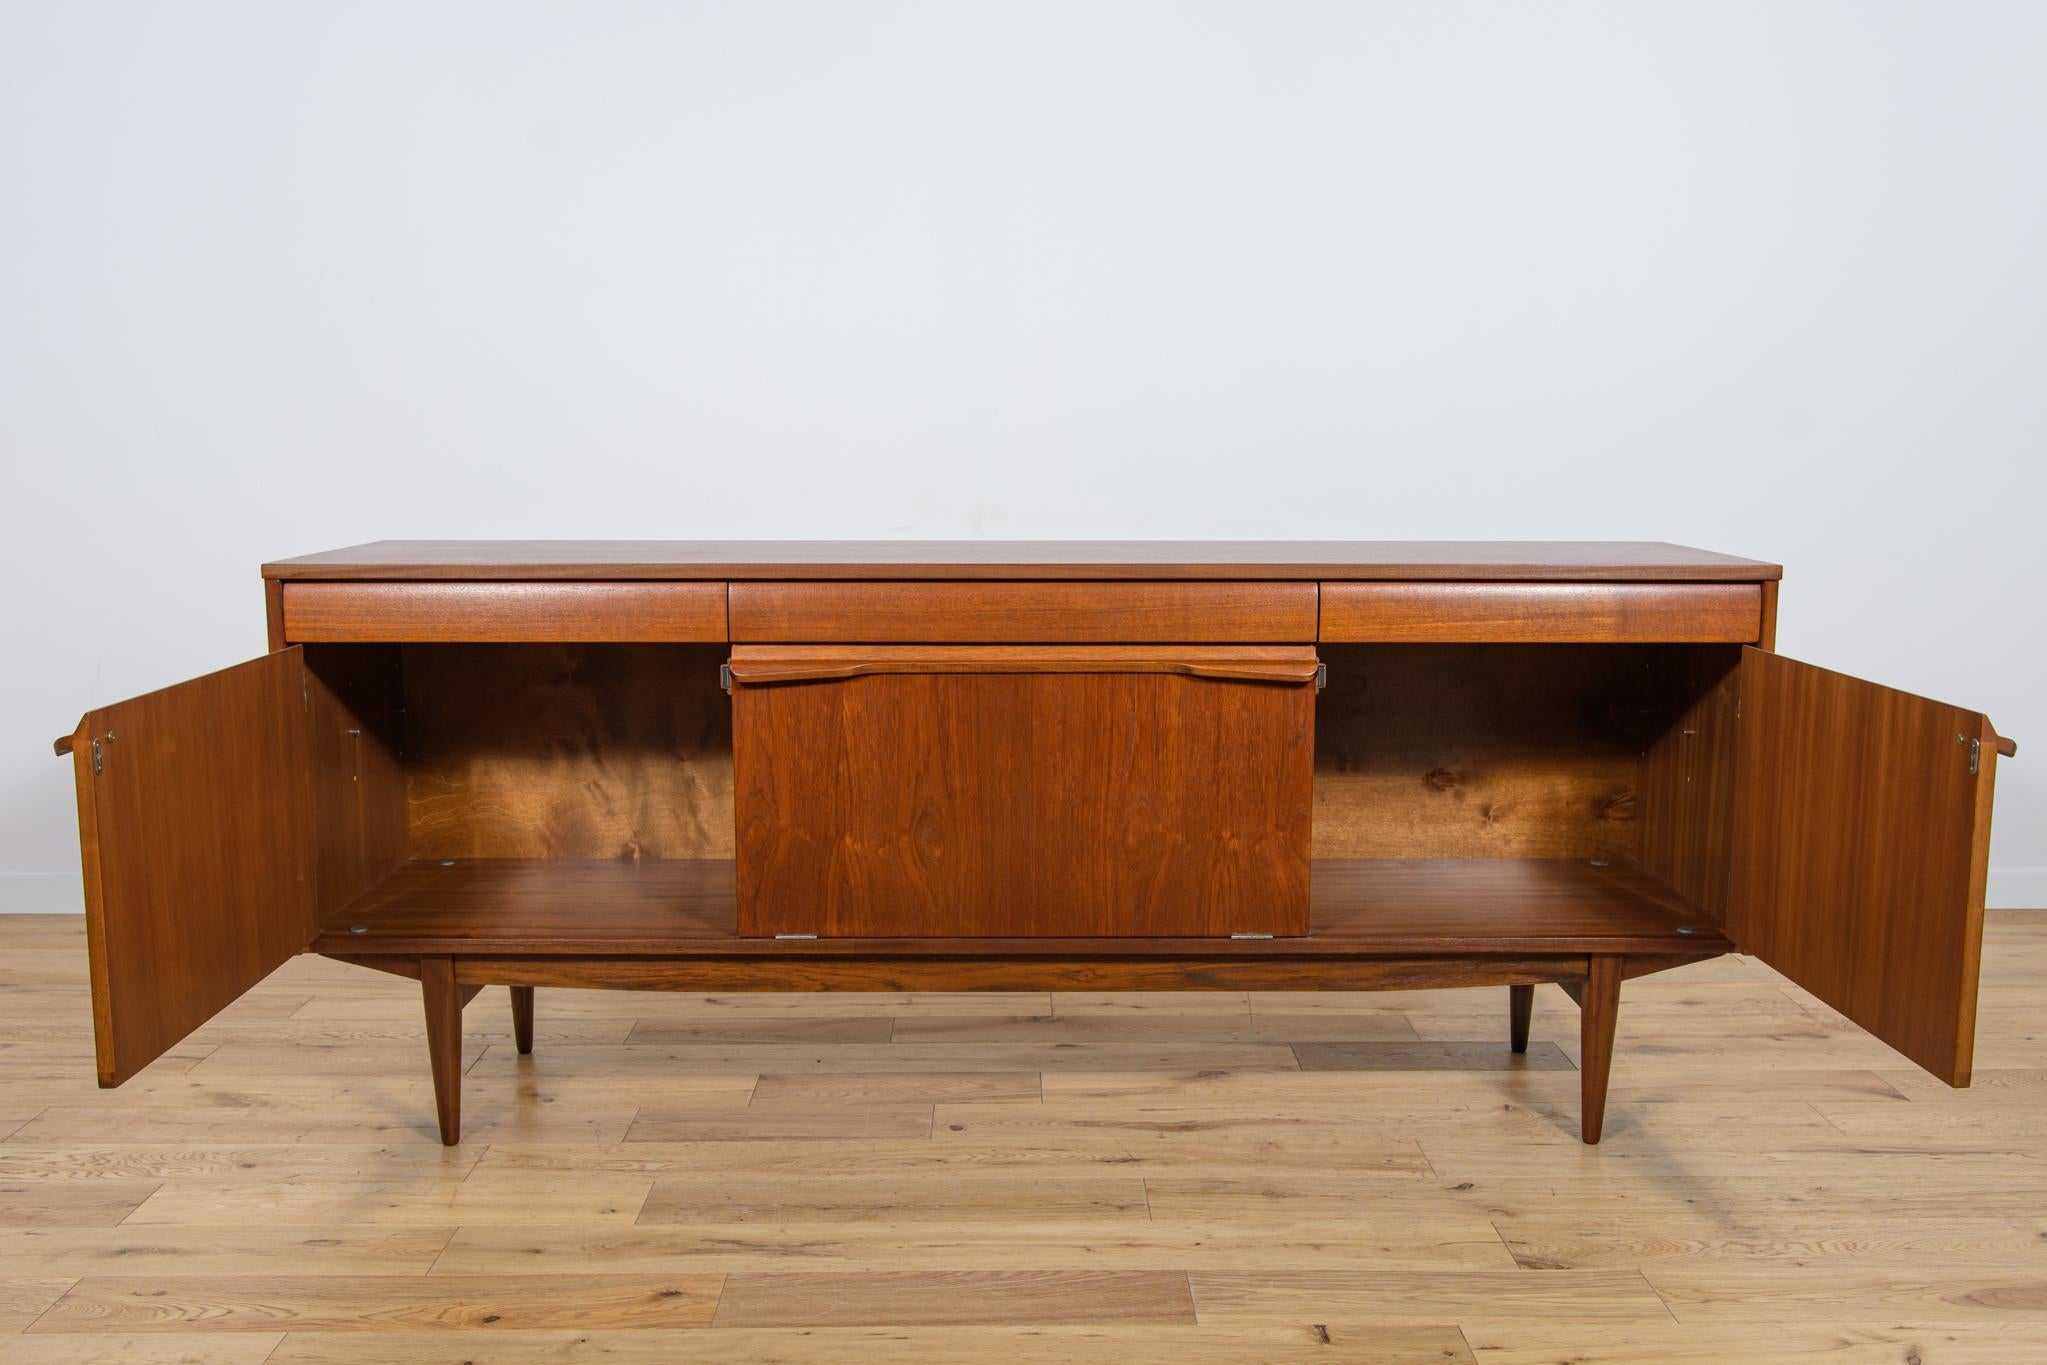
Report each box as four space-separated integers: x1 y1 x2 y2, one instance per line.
345 949 1715 1147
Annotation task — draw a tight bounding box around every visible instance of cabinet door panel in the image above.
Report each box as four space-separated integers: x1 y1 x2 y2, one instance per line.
733 649 1316 937
65 649 316 1085
1729 648 2002 1085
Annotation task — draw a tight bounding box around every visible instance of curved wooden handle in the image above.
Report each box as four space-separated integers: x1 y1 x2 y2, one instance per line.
726 645 1322 687
726 659 1321 685
1994 733 2018 759
53 733 76 757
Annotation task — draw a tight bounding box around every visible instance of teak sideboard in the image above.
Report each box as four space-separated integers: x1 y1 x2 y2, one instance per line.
54 541 2015 1146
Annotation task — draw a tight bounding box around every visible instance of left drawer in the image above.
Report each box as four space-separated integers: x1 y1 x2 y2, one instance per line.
279 582 728 642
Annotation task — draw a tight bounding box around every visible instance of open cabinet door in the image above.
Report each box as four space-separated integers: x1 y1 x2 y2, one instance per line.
64 649 316 1086
1729 647 2006 1085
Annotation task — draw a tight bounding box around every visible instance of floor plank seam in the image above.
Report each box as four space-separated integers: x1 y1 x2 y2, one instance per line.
15 1275 81 1335
1641 1268 1683 1325
420 1226 461 1275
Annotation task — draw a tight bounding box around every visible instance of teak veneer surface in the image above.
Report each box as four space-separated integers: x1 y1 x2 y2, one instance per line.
729 581 1317 642
1317 582 1763 643
733 664 1316 938
282 581 728 642
312 857 1723 957
263 539 1782 581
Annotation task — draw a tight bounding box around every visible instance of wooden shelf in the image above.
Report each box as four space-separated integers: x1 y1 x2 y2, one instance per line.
315 857 1725 958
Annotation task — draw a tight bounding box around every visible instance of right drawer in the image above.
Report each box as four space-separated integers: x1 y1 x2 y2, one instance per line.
1319 582 1764 643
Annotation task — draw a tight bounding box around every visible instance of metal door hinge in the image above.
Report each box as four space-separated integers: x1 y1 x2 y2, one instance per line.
89 736 103 775
1230 932 1274 939
1967 735 1982 776
774 933 817 940
720 663 733 694
1314 663 1327 692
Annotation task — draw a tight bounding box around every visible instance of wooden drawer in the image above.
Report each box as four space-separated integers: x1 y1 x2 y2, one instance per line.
731 646 1316 937
1318 582 1763 643
729 581 1316 642
280 582 727 643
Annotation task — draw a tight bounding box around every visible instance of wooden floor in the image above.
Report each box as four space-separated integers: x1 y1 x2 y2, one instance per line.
0 915 2043 1363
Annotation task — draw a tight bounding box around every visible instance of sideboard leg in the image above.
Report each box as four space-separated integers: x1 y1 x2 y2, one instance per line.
510 986 535 1055
1509 984 1533 1054
421 956 463 1146
1579 955 1622 1145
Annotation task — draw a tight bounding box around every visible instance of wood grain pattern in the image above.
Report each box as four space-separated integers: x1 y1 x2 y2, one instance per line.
402 644 732 860
301 646 408 926
9 913 2047 1359
312 858 1718 958
263 539 1783 581
1577 954 1623 1144
709 1270 1196 1327
454 955 1596 994
1313 645 1655 860
31 1274 722 1332
1636 646 1743 927
1728 648 2000 1086
1319 582 1762 643
730 580 1316 642
280 582 727 643
726 644 1322 684
733 667 1315 937
67 650 317 1086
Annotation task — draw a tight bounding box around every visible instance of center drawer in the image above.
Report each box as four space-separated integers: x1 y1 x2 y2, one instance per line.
728 580 1317 643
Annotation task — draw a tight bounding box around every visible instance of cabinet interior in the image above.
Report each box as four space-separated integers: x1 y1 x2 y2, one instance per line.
303 640 1742 944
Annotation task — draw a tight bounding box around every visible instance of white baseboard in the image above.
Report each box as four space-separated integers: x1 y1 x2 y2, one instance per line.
0 875 81 914
1989 867 2047 912
3 870 2044 914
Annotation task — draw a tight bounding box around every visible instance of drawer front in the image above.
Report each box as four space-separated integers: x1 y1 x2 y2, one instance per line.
281 582 728 643
1319 582 1763 643
729 581 1317 643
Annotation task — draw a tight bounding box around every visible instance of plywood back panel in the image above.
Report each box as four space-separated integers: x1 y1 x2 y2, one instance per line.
1313 644 1658 860
401 644 733 860
1637 645 1743 926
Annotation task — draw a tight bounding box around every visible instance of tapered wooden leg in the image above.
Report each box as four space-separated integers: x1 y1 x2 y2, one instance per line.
421 956 462 1146
1579 955 1622 1145
1509 984 1533 1054
511 986 535 1055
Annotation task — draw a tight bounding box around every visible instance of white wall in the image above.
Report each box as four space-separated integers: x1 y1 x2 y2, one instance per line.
1 1 2041 909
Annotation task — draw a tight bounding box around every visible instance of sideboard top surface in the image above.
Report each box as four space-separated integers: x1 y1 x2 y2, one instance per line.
264 540 1782 582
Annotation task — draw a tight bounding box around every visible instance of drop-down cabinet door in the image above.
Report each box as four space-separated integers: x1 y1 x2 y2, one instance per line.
1729 647 2012 1086
62 649 320 1086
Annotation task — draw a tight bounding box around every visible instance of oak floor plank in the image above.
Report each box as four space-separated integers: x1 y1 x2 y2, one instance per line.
2 912 2046 1359
637 1175 1150 1225
1293 1040 1576 1071
624 1104 935 1142
263 1323 1474 1363
0 1228 453 1276
0 1333 285 1363
710 1269 1196 1327
1187 1268 1670 1324
433 1219 1518 1272
469 1041 1302 1074
29 1273 723 1333
621 1016 898 1044
750 1071 1042 1105
123 1172 655 1227
0 1144 478 1183
2 1276 78 1331
0 1180 160 1227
